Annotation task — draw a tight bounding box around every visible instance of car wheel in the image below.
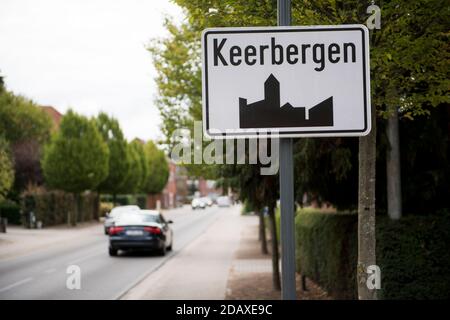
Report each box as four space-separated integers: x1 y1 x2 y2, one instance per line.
158 244 166 256
167 239 173 251
109 247 118 256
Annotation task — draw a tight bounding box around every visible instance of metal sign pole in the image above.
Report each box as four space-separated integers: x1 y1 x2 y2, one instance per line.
277 0 296 300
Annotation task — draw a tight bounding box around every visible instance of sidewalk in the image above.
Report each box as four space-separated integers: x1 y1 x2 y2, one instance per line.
121 205 246 300
121 207 331 300
225 213 332 300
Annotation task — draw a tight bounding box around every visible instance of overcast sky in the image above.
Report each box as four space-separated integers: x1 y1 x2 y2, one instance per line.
0 0 184 141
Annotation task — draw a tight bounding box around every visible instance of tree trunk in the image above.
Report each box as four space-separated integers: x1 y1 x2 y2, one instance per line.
357 105 377 300
386 108 402 220
258 210 269 254
112 193 117 206
268 204 281 291
76 193 83 224
93 192 100 221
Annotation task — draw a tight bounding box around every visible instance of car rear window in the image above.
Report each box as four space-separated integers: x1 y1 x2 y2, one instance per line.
117 213 160 224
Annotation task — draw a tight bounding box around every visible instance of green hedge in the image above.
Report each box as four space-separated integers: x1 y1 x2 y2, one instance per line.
21 190 97 227
295 211 357 299
0 200 21 224
377 213 450 299
100 194 147 208
295 211 450 299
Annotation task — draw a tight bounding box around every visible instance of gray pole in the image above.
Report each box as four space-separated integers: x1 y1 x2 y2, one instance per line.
277 0 296 300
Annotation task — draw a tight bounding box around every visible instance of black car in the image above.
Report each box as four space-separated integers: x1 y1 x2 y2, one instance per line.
108 210 173 256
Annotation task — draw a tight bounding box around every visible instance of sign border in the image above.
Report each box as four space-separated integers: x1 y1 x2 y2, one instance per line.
202 25 371 139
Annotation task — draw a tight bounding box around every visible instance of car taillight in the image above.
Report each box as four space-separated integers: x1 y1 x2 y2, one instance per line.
109 226 124 235
144 226 161 234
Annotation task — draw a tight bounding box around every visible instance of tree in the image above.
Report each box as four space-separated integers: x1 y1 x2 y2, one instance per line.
216 139 280 290
143 141 169 195
0 89 52 195
151 0 449 206
0 92 51 144
42 110 109 225
95 113 131 202
0 137 14 201
130 139 150 193
386 108 402 220
151 0 449 297
0 73 5 93
120 141 143 195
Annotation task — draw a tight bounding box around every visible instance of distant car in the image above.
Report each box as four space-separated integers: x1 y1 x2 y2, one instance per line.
108 210 173 256
217 196 231 207
191 198 206 210
104 205 140 234
200 197 213 207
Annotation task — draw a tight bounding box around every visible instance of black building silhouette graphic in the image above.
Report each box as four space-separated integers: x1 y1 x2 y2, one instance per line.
239 74 334 128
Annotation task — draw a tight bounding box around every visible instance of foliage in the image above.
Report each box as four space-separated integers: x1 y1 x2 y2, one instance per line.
95 113 130 195
143 141 169 194
295 210 450 299
241 200 255 215
0 91 52 144
294 137 358 210
151 0 449 211
376 105 450 215
288 0 450 117
295 210 358 299
11 139 45 194
377 212 450 299
42 110 109 194
148 21 200 148
120 142 143 194
0 73 4 92
0 137 14 201
0 87 52 195
130 139 149 193
21 188 97 226
99 201 114 217
0 200 21 224
148 0 450 298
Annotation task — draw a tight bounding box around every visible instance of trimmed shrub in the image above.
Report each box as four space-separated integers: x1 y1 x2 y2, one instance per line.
21 189 96 227
136 195 147 209
295 211 357 299
377 213 450 299
241 200 255 215
0 200 21 224
100 202 114 217
295 211 450 299
100 194 132 206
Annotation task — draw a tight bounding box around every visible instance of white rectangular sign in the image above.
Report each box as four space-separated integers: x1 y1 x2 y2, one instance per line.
202 25 371 138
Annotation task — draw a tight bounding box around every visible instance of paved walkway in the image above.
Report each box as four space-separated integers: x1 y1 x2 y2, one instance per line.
121 205 247 300
225 213 332 300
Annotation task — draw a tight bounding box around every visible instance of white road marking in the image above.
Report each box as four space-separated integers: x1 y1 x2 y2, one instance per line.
0 277 33 293
43 268 56 274
67 249 103 265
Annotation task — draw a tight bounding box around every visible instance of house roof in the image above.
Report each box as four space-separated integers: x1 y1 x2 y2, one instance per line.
40 106 63 131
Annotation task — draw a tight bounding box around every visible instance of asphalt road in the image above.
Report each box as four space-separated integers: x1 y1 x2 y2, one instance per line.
0 205 225 300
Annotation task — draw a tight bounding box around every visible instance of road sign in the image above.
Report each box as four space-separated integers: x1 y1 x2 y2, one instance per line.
202 25 371 138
